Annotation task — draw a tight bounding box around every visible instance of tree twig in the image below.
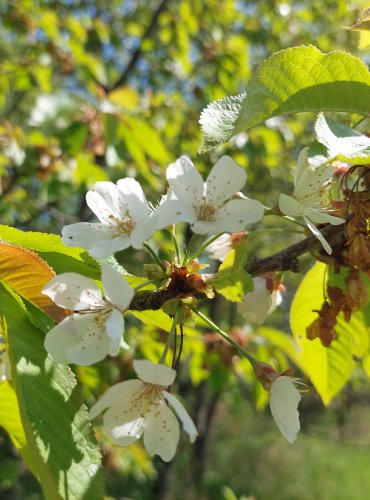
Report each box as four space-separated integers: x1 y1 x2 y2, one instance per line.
246 222 346 276
128 222 346 311
105 0 169 92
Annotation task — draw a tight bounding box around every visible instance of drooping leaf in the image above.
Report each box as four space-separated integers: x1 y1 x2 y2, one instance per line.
200 46 370 150
0 284 104 499
290 262 368 405
212 244 252 301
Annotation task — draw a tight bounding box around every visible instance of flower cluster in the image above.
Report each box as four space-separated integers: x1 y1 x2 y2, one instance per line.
62 155 264 257
44 152 336 457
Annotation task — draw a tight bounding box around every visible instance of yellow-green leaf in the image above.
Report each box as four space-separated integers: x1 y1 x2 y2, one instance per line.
290 262 368 405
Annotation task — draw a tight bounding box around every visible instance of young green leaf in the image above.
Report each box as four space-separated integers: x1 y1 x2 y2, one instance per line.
200 46 370 150
212 244 252 302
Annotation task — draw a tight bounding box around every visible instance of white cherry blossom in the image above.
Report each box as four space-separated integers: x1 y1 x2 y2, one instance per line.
62 179 155 258
237 277 282 325
154 156 264 234
42 263 134 366
279 147 345 254
254 363 301 444
90 359 198 462
269 376 301 444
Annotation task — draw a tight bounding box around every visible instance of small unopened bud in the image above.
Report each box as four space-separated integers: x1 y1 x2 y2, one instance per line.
143 264 166 280
253 362 279 390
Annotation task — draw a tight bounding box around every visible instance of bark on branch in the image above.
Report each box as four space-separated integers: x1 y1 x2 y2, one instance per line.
129 222 346 311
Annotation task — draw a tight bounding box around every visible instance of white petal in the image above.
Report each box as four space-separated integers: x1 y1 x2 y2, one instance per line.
89 379 143 419
59 313 113 365
88 235 132 258
237 277 272 325
143 400 180 461
293 147 309 188
86 182 125 223
303 209 344 226
101 263 134 311
62 222 120 252
279 194 308 218
207 234 231 261
102 382 150 446
295 165 333 203
44 314 86 363
214 198 264 229
105 308 124 341
42 273 103 310
269 376 301 444
166 156 204 207
154 199 197 229
130 217 157 248
315 113 370 158
109 416 146 446
205 156 246 206
133 360 176 387
303 216 333 255
116 178 148 220
163 391 198 443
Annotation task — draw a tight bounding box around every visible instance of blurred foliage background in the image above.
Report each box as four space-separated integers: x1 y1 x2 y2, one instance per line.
1 0 370 498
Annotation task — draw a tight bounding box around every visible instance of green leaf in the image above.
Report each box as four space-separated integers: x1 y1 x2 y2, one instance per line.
0 225 100 278
290 262 369 405
200 46 370 150
0 284 104 499
212 244 252 302
0 380 27 450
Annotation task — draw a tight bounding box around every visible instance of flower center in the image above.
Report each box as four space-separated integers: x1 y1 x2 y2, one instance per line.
127 383 164 417
197 201 216 221
108 214 135 234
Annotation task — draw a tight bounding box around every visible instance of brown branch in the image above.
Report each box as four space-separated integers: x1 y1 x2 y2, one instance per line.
129 222 346 311
105 0 169 92
246 222 346 276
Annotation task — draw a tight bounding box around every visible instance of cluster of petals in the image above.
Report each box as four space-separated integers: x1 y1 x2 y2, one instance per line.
62 179 155 258
42 263 134 366
90 359 198 462
254 362 301 444
155 155 265 234
278 147 345 254
237 277 282 325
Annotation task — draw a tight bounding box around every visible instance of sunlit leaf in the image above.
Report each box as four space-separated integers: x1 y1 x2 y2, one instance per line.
290 262 368 405
0 225 100 278
0 242 65 321
200 46 370 150
0 284 104 499
212 244 252 302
